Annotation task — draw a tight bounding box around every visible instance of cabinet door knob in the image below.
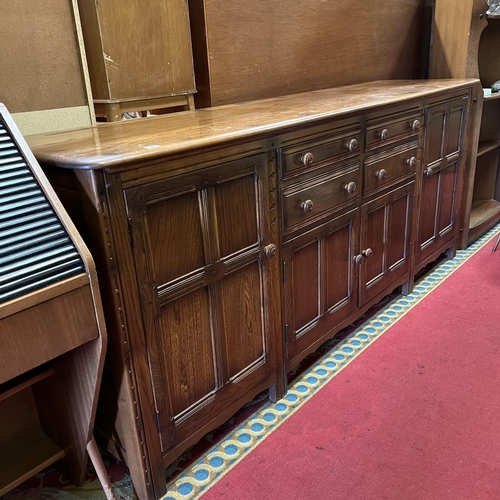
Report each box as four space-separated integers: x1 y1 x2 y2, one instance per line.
379 129 390 141
406 156 417 168
411 119 421 131
425 167 434 177
264 244 277 257
375 169 387 180
344 181 357 194
362 248 373 259
346 138 359 152
301 152 314 166
354 254 364 265
301 199 314 213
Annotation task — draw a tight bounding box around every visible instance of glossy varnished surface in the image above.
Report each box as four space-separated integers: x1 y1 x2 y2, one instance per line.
28 80 476 170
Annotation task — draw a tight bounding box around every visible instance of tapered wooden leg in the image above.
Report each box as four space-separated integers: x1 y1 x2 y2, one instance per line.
493 233 500 252
87 436 117 500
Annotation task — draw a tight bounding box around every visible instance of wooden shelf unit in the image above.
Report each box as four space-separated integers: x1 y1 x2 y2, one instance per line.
430 0 500 247
0 383 65 496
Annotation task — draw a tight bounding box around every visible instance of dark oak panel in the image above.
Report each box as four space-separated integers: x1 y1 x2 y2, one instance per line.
221 264 265 380
215 175 258 258
147 193 205 285
160 289 216 419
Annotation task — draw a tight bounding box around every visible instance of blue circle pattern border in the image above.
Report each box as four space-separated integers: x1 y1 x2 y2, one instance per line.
162 225 500 500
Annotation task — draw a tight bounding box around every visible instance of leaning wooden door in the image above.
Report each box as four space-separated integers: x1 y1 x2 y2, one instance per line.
124 154 279 459
416 97 467 266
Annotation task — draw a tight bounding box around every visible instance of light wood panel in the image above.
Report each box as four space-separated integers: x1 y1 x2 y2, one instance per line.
190 0 427 106
0 0 88 113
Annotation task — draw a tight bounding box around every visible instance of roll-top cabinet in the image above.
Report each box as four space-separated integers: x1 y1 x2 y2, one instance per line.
123 154 281 462
416 97 468 270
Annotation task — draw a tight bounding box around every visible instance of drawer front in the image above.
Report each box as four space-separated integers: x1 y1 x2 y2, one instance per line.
364 143 418 195
280 129 361 178
366 113 420 149
282 163 359 233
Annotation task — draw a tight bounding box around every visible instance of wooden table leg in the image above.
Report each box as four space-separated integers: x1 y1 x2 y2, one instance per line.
87 436 117 500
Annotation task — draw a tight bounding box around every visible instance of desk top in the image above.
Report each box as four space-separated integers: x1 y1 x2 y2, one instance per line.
27 79 477 170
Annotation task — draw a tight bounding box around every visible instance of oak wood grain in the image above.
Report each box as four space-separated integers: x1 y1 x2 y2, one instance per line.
28 81 476 170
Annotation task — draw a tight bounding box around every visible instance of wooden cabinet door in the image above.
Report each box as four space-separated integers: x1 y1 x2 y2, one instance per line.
283 208 359 370
123 154 280 458
359 181 414 306
416 98 467 266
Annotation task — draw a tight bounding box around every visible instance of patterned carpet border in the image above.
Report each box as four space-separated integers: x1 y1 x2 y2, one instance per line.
162 226 500 500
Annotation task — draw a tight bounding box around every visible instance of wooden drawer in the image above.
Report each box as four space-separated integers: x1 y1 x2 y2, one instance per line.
280 129 361 178
364 142 418 196
282 163 359 233
366 112 420 150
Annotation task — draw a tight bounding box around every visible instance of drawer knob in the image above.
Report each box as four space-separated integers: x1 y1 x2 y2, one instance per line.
379 129 390 141
375 169 387 180
354 254 364 265
344 181 357 194
301 152 314 166
411 119 421 131
425 167 434 177
301 199 314 213
362 248 373 259
264 244 277 257
406 156 417 168
346 138 359 152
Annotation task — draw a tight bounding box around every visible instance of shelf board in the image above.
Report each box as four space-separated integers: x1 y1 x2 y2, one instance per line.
470 199 500 229
0 429 65 496
484 92 500 102
0 365 55 403
477 140 500 158
487 13 500 19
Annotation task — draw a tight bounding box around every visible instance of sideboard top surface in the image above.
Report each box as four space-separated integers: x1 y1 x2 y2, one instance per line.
27 79 476 170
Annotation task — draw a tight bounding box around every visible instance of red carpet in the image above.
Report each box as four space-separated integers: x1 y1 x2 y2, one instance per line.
202 238 500 500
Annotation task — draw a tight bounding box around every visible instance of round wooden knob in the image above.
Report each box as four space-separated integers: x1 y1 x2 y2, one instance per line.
379 129 390 141
411 119 421 131
301 199 314 213
301 152 314 166
344 181 357 194
353 254 364 265
375 169 387 180
346 138 359 152
264 244 277 257
406 156 417 168
362 248 373 259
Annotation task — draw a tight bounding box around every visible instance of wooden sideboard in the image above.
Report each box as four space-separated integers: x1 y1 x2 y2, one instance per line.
28 79 475 499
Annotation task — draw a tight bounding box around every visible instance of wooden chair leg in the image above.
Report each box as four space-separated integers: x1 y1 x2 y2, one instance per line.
87 436 117 500
493 233 500 252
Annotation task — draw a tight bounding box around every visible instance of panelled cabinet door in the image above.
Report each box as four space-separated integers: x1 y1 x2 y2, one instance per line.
416 97 467 266
359 181 414 306
123 154 278 456
283 208 359 369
